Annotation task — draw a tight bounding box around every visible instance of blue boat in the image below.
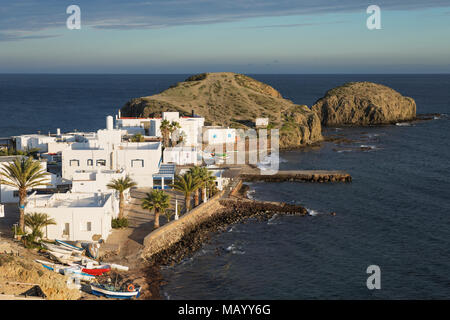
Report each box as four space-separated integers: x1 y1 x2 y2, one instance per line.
90 283 141 299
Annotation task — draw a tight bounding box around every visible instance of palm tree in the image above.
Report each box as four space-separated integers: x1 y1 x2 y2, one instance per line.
197 167 216 203
0 157 50 234
160 119 171 148
24 212 56 242
141 189 171 229
107 176 137 220
170 173 202 212
188 166 202 206
169 121 181 147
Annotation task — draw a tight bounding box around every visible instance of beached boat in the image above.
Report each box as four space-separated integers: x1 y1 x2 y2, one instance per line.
35 260 95 282
90 283 141 299
55 239 84 252
47 250 83 263
63 267 95 282
109 263 129 271
86 243 99 259
81 264 111 276
42 242 78 254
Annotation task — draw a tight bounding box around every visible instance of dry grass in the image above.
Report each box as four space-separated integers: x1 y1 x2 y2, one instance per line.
0 254 81 300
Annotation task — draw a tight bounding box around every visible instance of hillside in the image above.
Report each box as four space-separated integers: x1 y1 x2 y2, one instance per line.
311 82 417 126
121 72 322 148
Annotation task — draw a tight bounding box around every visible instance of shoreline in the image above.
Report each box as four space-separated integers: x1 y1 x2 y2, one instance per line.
143 186 312 298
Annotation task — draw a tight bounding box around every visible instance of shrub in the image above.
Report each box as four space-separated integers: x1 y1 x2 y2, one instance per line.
112 218 129 229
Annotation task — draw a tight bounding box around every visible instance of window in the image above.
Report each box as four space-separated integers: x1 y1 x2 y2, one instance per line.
87 159 93 166
69 159 80 166
80 222 92 232
228 133 232 138
63 223 70 236
213 134 217 139
131 159 144 168
96 159 106 166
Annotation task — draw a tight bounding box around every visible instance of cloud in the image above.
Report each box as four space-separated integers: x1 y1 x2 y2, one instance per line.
0 32 61 42
1 0 449 38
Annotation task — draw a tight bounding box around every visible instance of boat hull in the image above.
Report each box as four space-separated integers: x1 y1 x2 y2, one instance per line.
90 285 140 299
55 239 84 252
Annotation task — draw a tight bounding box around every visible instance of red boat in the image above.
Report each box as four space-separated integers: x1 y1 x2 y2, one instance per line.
81 265 111 276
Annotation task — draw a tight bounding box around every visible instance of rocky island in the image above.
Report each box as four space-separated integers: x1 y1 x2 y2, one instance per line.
121 72 322 149
311 81 417 126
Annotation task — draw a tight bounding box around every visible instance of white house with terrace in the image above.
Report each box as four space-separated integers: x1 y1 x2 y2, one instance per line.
62 116 162 188
24 192 118 241
116 111 205 147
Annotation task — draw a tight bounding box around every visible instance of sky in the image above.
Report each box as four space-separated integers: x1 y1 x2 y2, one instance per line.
0 0 449 73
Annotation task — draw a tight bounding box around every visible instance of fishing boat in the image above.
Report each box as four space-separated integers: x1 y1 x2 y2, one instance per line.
55 239 84 252
47 250 83 263
42 242 78 254
63 267 95 282
90 283 141 299
35 260 94 282
80 264 111 276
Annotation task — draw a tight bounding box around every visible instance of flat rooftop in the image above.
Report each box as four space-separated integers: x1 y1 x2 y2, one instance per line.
27 193 109 208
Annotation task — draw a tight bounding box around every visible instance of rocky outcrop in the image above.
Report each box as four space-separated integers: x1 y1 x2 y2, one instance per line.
311 82 416 126
121 72 322 148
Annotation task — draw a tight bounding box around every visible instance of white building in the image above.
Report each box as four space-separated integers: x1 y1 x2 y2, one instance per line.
24 192 118 241
255 118 269 127
163 146 199 165
14 134 57 153
62 117 162 188
117 111 205 147
179 166 230 191
0 156 58 203
203 126 236 145
71 169 127 194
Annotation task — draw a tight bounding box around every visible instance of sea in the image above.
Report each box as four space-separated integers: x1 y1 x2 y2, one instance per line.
1 74 449 299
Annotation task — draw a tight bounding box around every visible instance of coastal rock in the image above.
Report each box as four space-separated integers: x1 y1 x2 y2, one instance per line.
121 72 322 148
311 82 416 126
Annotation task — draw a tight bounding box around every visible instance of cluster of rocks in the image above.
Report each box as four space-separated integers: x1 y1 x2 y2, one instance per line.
241 173 352 183
147 200 307 266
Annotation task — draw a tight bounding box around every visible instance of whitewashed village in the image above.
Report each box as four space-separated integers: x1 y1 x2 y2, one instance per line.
0 110 278 299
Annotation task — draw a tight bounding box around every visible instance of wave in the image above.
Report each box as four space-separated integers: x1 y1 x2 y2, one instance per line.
396 122 412 126
307 208 320 216
246 189 256 200
267 214 280 225
226 244 245 255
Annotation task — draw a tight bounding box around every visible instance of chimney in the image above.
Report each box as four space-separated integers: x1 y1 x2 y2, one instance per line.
56 128 61 136
106 115 113 130
192 109 194 117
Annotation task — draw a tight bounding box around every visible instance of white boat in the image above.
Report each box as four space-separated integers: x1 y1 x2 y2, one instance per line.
42 242 78 254
109 263 129 272
47 250 83 263
90 284 141 299
55 239 84 252
35 259 94 282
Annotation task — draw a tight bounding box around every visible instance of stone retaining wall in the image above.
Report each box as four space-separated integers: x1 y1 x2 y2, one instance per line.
141 190 225 259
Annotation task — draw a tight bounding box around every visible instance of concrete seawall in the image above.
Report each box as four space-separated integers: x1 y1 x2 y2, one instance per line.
141 191 225 259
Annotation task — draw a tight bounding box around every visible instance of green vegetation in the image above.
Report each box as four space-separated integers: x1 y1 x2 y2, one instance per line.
130 133 144 142
0 157 50 235
170 172 202 213
112 217 129 229
0 147 40 159
24 212 56 243
141 189 171 229
107 176 137 220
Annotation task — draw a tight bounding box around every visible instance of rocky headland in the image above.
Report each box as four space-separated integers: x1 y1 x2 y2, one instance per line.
311 81 416 126
121 72 322 149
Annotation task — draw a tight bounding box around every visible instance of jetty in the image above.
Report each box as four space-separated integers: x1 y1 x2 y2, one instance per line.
239 167 352 183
